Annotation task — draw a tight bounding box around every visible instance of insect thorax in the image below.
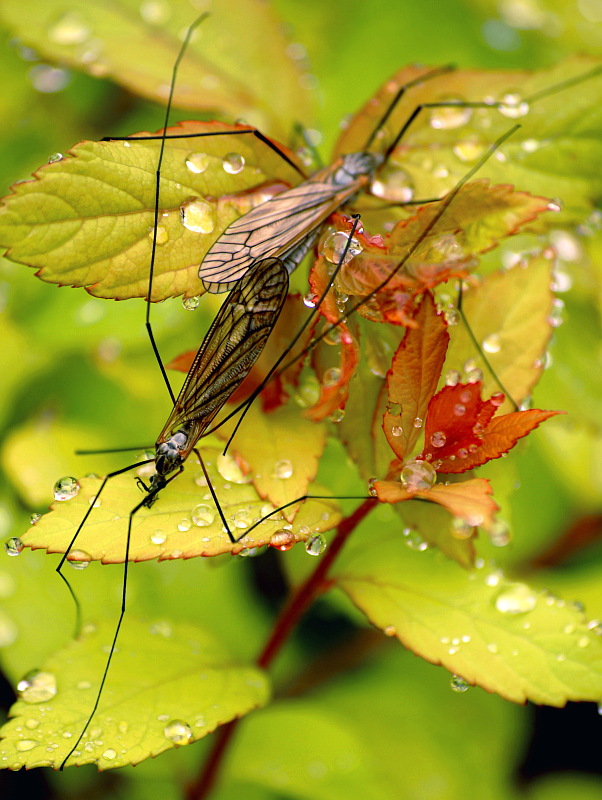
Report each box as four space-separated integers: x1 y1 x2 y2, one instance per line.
155 429 189 477
332 152 384 185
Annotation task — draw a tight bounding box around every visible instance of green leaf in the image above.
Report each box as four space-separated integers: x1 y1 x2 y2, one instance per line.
335 58 602 220
0 0 313 139
0 124 302 299
20 444 341 561
334 536 602 705
0 617 269 769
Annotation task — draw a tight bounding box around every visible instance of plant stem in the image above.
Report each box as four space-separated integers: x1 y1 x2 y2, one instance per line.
185 497 377 800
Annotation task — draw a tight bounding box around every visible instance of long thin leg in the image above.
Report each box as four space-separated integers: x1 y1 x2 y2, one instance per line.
55 459 154 637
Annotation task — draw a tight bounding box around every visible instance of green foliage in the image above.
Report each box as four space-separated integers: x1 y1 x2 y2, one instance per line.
0 0 601 798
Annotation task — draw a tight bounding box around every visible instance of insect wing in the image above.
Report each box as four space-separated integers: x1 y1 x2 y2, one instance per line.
200 169 369 293
159 258 289 446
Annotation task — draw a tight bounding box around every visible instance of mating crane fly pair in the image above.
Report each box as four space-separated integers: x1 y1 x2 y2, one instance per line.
8 11 600 771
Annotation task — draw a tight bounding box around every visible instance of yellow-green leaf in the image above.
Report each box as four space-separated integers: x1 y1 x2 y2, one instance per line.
0 0 313 139
0 617 269 769
334 539 602 705
21 445 342 562
0 123 302 299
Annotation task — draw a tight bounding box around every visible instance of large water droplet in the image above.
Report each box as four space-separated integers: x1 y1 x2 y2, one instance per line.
482 333 502 354
450 675 470 693
321 230 362 266
272 459 293 479
15 739 39 752
4 537 24 557
371 169 414 202
17 670 57 703
192 504 215 527
182 296 200 311
498 92 529 118
305 534 326 556
495 583 537 614
222 153 245 174
177 518 192 532
148 224 169 244
151 529 166 545
430 431 446 448
270 529 297 551
48 12 91 45
67 549 91 570
163 719 193 745
180 199 216 234
429 99 472 130
400 459 436 492
216 453 247 483
53 476 79 501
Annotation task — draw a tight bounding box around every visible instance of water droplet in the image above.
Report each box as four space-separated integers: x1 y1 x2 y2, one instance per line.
495 583 537 614
222 153 245 174
177 518 191 532
180 199 216 234
498 92 529 118
322 367 342 388
239 546 260 558
270 529 297 551
15 739 39 752
445 370 460 386
182 295 200 311
400 459 436 492
321 230 362 265
303 293 316 308
151 529 166 545
323 326 342 345
384 625 397 637
192 504 215 527
429 98 472 129
413 417 423 429
48 11 92 45
368 478 377 497
67 549 91 569
231 509 253 530
450 675 469 693
216 453 247 483
391 425 403 437
102 747 117 759
430 431 446 448
163 719 193 745
487 642 499 654
17 670 57 703
305 534 326 556
53 476 79 501
139 0 171 24
329 408 345 423
148 224 169 244
450 518 473 539
453 404 466 417
371 169 414 202
272 460 293 479
482 333 501 354
403 528 429 551
24 718 40 730
452 137 486 163
489 519 511 547
4 537 24 557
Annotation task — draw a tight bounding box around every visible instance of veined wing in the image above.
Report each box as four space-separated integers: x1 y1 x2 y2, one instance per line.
200 169 369 293
158 258 288 448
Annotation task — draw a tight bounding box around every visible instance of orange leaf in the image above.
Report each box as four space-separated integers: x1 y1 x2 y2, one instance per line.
374 477 497 528
383 294 449 460
305 257 360 421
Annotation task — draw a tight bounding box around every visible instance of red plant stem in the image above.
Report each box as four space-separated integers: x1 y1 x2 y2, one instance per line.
186 497 377 800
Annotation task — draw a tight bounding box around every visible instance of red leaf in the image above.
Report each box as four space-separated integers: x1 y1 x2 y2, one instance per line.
420 381 563 473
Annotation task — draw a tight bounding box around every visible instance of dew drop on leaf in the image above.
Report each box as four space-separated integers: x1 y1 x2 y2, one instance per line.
305 534 326 556
413 417 423 429
391 425 403 437
445 370 461 387
182 296 200 311
371 169 414 202
450 675 470 693
163 719 193 745
495 583 538 614
180 199 216 234
450 518 473 539
67 549 92 569
482 333 502 354
47 152 64 164
453 137 486 163
270 530 297 551
429 98 473 130
321 231 362 265
222 153 245 174
216 453 247 483
430 431 446 448
151 529 166 544
273 459 294 480
102 748 117 760
329 409 345 423
148 225 169 244
400 459 436 492
4 537 23 557
48 11 91 45
53 476 79 501
498 92 529 118
15 739 39 752
17 670 57 703
192 504 215 527
177 519 192 532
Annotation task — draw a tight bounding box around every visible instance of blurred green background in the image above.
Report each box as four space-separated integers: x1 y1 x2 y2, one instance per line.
0 0 601 798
